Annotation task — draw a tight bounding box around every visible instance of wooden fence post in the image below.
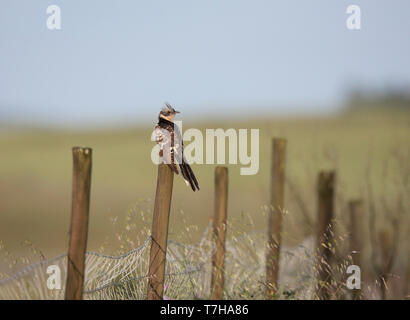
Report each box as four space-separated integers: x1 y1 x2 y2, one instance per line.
378 230 391 300
65 147 92 300
349 199 364 300
147 164 174 300
315 170 335 300
211 166 228 300
266 138 286 298
405 255 410 299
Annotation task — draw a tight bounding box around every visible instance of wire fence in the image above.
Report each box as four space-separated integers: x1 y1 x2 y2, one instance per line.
0 225 316 300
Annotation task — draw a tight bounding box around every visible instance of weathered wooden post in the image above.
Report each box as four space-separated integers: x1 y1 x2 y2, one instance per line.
378 230 391 300
211 166 228 300
65 147 92 300
147 164 174 300
349 199 364 299
405 255 410 299
266 138 286 298
315 171 335 300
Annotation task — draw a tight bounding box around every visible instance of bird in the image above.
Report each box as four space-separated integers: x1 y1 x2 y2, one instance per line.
153 103 200 191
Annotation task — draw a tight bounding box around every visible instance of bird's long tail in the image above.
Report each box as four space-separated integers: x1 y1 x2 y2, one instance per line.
179 162 200 191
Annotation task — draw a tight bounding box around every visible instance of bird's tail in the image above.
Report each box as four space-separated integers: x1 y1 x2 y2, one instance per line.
179 162 200 191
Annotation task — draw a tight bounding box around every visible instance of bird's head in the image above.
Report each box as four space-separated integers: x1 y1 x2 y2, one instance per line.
159 102 180 122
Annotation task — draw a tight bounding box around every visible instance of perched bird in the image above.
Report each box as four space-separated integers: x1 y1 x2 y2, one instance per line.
153 103 200 191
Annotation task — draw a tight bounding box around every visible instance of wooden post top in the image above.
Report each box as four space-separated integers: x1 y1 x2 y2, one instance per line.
72 146 92 154
317 171 336 195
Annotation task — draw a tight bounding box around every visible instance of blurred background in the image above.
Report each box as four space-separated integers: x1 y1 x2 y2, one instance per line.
0 1 409 298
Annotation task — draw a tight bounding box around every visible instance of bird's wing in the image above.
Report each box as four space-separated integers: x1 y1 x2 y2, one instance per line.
173 123 184 164
154 125 179 174
153 125 164 143
172 124 200 191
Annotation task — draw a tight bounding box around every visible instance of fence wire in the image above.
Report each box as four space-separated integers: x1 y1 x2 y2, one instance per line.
0 225 316 300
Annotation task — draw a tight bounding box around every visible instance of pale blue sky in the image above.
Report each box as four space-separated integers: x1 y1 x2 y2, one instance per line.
0 0 409 127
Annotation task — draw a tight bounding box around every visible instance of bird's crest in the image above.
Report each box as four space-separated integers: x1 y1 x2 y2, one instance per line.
160 102 180 116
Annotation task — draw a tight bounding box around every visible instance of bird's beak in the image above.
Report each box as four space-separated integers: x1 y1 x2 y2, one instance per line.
175 110 180 114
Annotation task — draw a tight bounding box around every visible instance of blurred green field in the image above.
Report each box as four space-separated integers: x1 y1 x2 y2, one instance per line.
0 109 409 267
